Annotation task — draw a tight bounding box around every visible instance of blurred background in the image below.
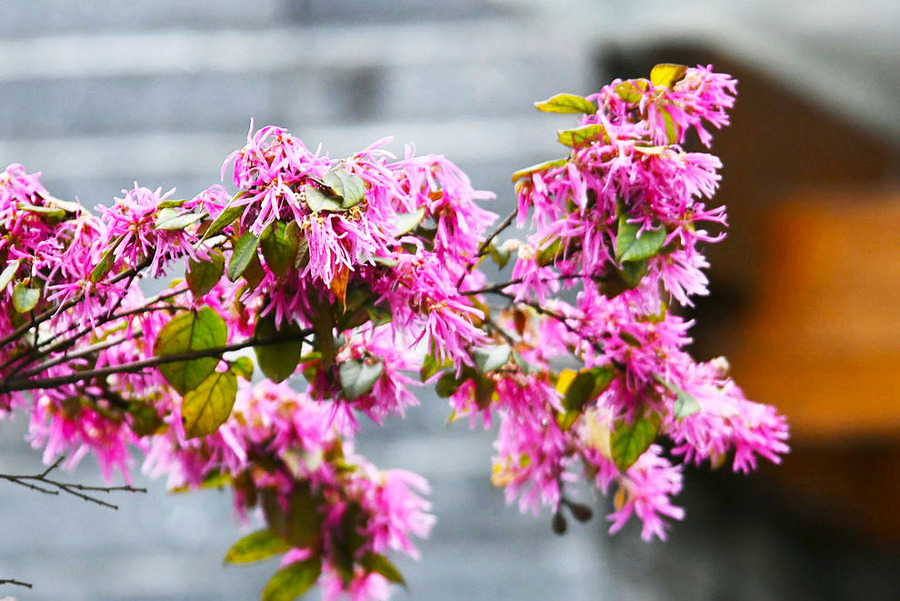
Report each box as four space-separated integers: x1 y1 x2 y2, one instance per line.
1 1 899 599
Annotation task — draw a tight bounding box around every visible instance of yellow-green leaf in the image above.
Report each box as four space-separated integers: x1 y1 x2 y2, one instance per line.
650 63 687 89
557 124 607 148
12 282 40 313
614 80 649 103
182 369 238 438
230 356 255 381
0 259 21 290
224 529 291 564
535 93 596 114
153 307 228 394
323 169 366 209
511 158 568 183
262 558 322 601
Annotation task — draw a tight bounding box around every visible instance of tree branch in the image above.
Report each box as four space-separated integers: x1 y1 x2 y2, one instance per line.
0 578 32 589
0 457 147 510
0 330 312 394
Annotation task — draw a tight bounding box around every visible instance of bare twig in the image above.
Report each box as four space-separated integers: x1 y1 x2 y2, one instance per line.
455 208 518 289
0 578 33 588
0 457 147 510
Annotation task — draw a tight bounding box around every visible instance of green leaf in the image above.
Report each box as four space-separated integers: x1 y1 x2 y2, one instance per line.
535 93 596 114
303 185 345 212
262 558 322 601
394 207 426 236
185 249 225 297
615 217 666 263
614 80 649 103
420 353 450 382
610 411 662 472
263 487 323 549
557 124 606 148
157 198 187 210
488 238 511 269
650 63 687 89
0 259 21 290
230 356 255 380
436 372 462 398
169 470 231 493
182 369 238 438
361 553 406 588
338 358 384 400
153 307 228 395
323 170 366 209
224 529 292 564
260 220 301 277
655 375 702 419
253 314 303 383
560 365 616 413
154 207 204 231
472 344 511 373
90 234 124 283
18 202 66 221
511 158 568 183
12 282 40 313
200 197 247 242
227 231 260 282
617 259 649 290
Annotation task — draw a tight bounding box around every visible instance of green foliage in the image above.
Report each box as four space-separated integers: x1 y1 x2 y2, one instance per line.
338 358 384 400
649 63 687 89
253 314 304 383
262 558 322 601
615 217 666 263
224 529 292 564
510 158 568 183
153 307 228 395
200 196 247 243
12 282 40 313
472 344 511 373
361 553 406 588
557 124 607 148
655 375 702 419
181 369 238 438
610 411 662 472
185 249 225 297
393 207 426 236
227 231 260 282
0 259 20 290
534 93 597 114
260 220 301 277
322 169 366 209
154 207 204 231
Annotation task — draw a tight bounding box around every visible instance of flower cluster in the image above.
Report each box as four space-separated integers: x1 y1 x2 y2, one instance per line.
0 63 788 600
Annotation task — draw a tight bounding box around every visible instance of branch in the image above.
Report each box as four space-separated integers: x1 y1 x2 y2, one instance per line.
455 208 518 289
0 256 153 351
0 578 32 589
0 457 147 510
0 329 312 394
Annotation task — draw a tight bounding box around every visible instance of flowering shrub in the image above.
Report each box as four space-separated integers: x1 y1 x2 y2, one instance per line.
0 64 788 599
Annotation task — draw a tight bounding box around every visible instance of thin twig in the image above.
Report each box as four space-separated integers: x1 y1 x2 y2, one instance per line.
0 578 32 589
455 208 518 289
0 457 147 510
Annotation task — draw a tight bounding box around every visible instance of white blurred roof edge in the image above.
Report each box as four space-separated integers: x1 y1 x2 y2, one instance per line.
508 0 900 146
